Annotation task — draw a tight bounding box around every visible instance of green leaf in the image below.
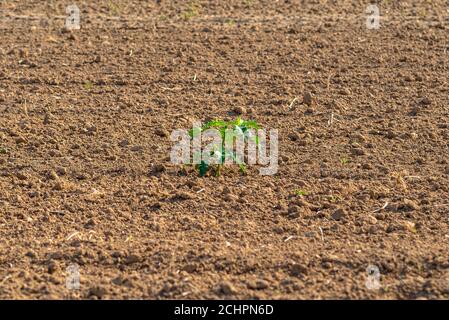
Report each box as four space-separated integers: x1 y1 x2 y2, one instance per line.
189 126 202 139
198 161 209 177
215 165 222 177
84 81 93 90
190 117 261 176
233 125 244 137
295 189 308 197
203 119 226 129
243 120 259 129
234 117 243 126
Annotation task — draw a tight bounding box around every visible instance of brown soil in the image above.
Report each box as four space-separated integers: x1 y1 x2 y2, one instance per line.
0 1 448 300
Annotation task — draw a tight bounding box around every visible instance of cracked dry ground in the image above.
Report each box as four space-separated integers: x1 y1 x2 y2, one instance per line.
0 1 448 299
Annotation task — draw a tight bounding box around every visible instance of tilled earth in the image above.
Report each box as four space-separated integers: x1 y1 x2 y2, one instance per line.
0 1 448 299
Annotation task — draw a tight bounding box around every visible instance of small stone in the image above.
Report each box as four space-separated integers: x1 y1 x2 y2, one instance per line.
118 139 129 147
125 254 140 265
304 107 314 114
47 261 59 274
219 186 231 195
53 181 65 191
25 250 37 259
86 125 97 134
351 133 367 142
273 226 284 234
408 106 419 116
16 172 28 180
362 163 373 170
291 263 308 276
56 167 67 176
152 164 166 174
386 131 397 139
43 113 52 124
400 220 417 233
155 129 168 137
331 208 346 221
419 97 431 106
111 251 123 258
48 149 59 157
367 225 378 234
288 212 300 219
233 106 246 115
288 132 300 141
67 33 77 41
48 252 63 260
88 286 107 298
15 136 27 144
340 88 351 95
48 170 59 180
303 91 313 106
275 203 288 215
106 155 117 161
287 205 307 219
304 231 317 238
280 155 290 164
295 199 311 208
219 281 237 295
386 222 405 233
182 264 197 273
112 276 133 287
351 148 365 156
367 215 378 225
14 195 24 203
111 276 123 285
130 145 143 152
176 191 194 200
374 213 386 221
224 193 239 202
84 218 95 229
401 199 419 211
248 279 269 290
